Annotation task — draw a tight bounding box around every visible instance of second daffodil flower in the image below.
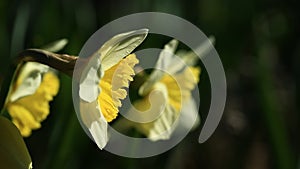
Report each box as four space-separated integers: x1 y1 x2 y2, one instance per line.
3 39 66 137
132 39 202 141
79 29 149 149
6 62 60 137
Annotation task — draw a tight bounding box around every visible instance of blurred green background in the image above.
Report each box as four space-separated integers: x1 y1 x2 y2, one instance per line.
0 0 299 169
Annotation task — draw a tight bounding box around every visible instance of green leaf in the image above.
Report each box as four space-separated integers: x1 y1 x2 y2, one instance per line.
40 38 68 52
0 116 32 169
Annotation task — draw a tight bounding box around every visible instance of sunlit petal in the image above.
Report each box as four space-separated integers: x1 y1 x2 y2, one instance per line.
100 29 148 71
9 62 49 102
178 98 200 130
80 100 108 149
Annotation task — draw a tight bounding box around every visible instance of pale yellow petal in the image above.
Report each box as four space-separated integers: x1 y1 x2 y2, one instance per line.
99 29 148 71
80 100 108 149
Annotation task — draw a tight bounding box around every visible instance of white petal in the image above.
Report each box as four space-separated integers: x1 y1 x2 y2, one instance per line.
10 62 49 102
148 105 178 141
155 39 179 71
130 83 168 123
139 39 185 96
148 98 199 141
80 99 108 149
89 118 108 150
79 54 101 103
155 39 186 74
79 29 148 102
179 98 200 130
100 29 148 71
146 83 179 141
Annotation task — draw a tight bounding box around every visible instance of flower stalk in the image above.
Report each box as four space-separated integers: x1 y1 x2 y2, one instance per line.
17 49 77 77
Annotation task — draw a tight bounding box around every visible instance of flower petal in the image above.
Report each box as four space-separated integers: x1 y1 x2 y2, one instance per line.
99 29 148 71
148 105 178 141
139 39 185 96
139 36 214 97
79 29 148 103
131 83 168 123
9 62 49 102
80 99 108 149
134 83 179 141
178 98 200 130
79 54 102 103
165 66 200 103
135 66 200 141
155 39 188 74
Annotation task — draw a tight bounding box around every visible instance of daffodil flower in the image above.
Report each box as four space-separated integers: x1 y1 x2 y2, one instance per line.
5 62 60 137
130 39 211 141
3 39 67 137
79 29 148 149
